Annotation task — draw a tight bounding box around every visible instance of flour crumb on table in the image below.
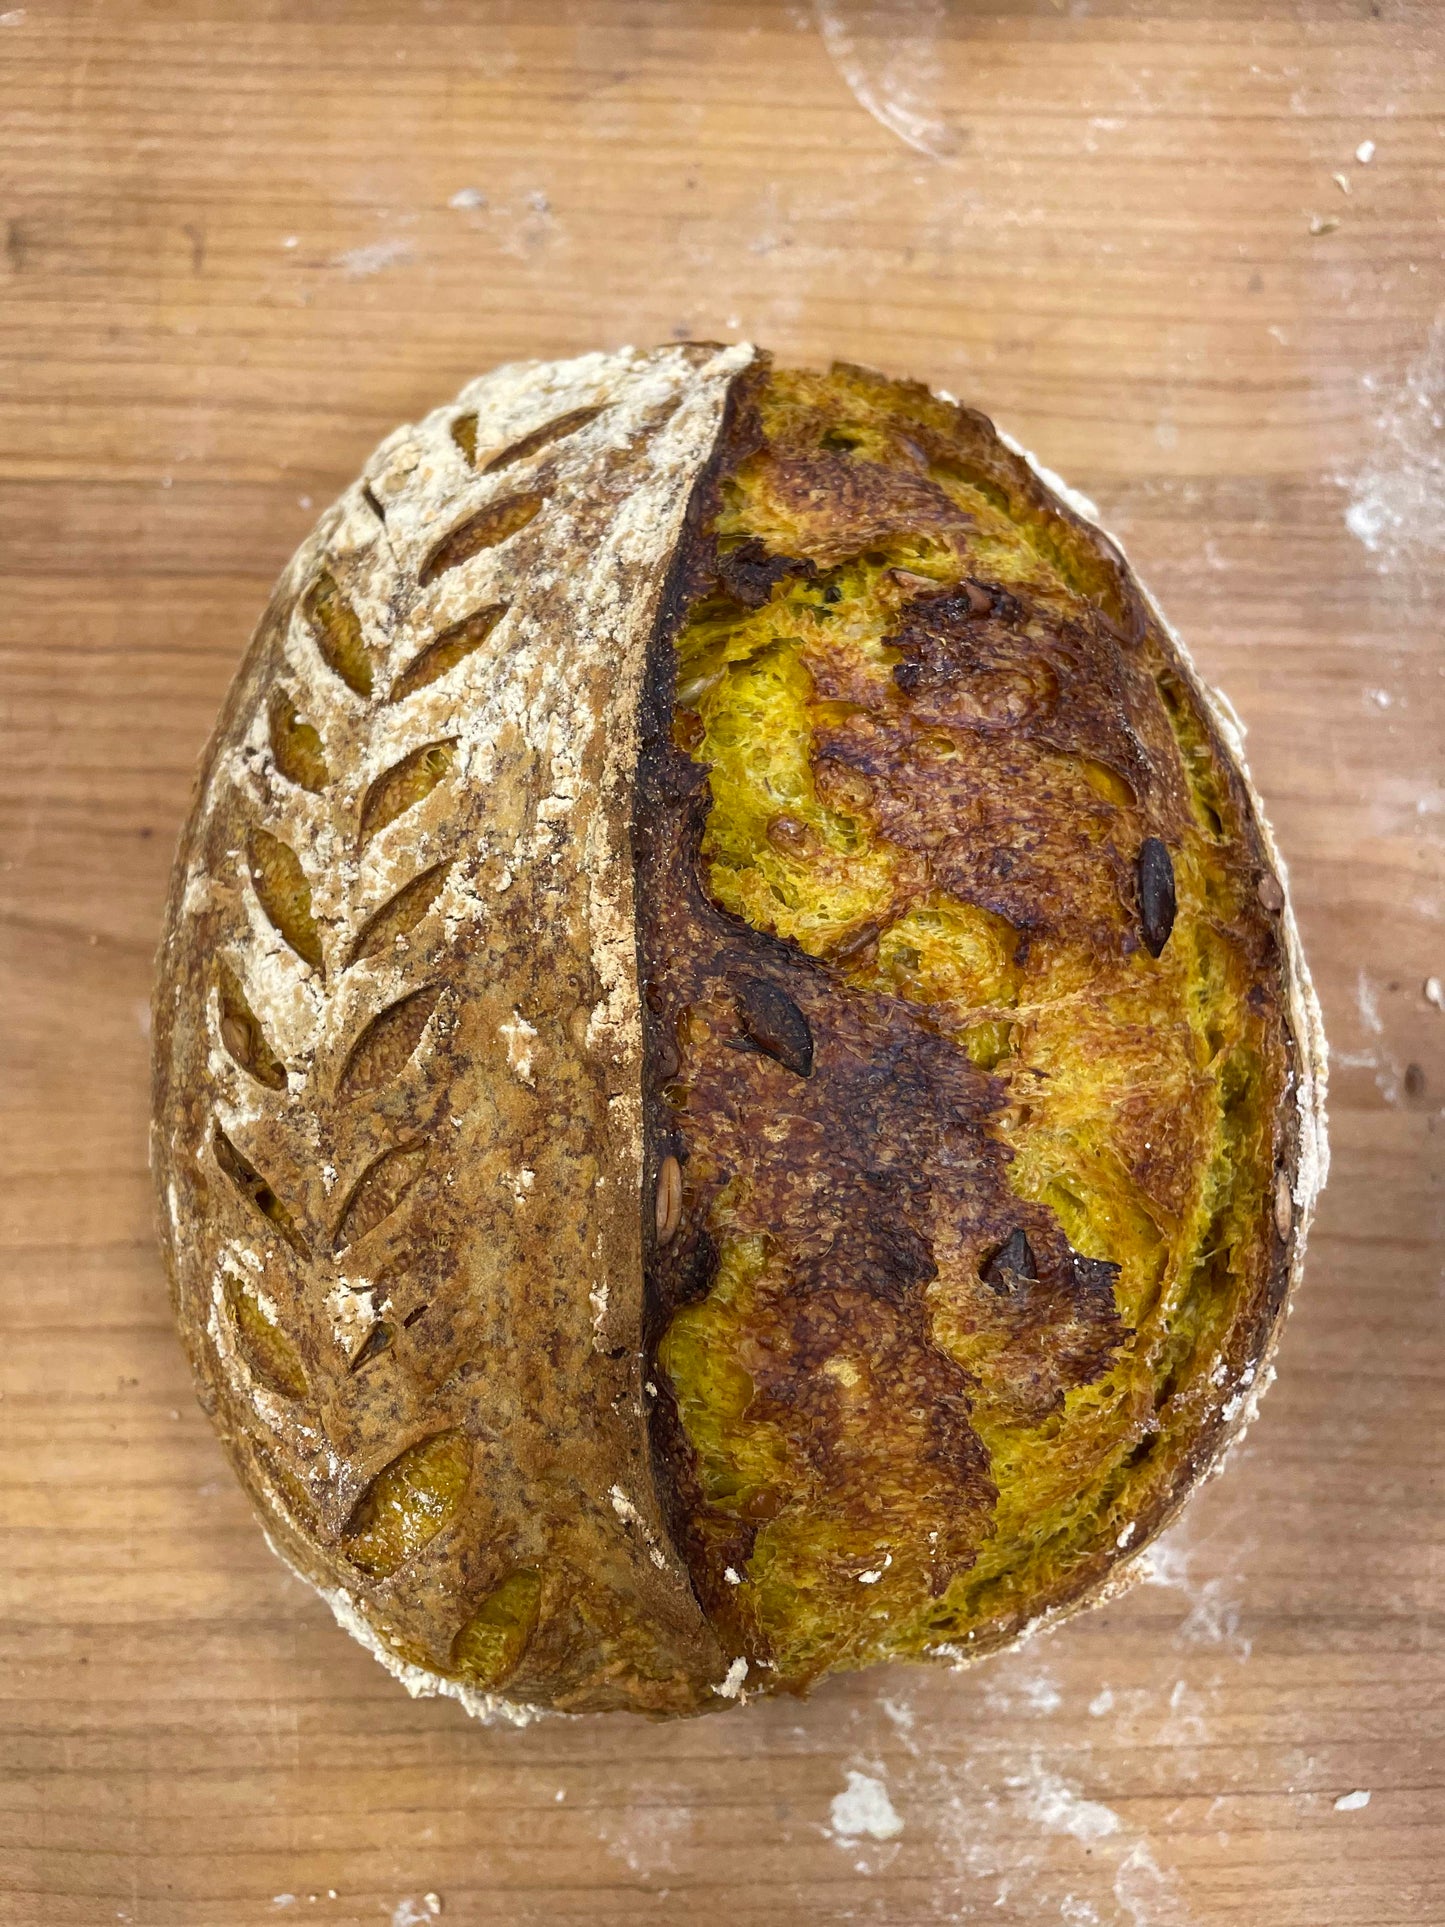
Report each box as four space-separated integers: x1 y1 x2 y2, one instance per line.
829 1769 905 1843
391 1897 442 1926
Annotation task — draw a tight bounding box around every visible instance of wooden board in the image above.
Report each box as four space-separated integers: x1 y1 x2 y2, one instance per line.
2 3 1442 1922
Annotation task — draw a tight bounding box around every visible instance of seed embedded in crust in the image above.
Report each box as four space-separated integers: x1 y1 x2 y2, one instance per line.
735 977 813 1077
1137 837 1177 957
673 707 705 753
655 1032 681 1082
831 919 884 965
655 1155 683 1245
349 1320 394 1372
887 568 942 598
981 1226 1038 1295
765 814 819 860
1257 872 1286 913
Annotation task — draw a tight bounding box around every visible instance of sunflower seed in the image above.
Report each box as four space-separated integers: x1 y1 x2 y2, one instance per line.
982 1227 1037 1295
736 978 813 1077
655 1155 683 1246
1137 837 1177 957
655 1029 681 1082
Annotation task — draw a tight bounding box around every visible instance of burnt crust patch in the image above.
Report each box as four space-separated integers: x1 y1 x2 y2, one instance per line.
715 538 818 610
636 726 1126 1678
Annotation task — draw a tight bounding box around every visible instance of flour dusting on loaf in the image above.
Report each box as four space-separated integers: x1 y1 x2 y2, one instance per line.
154 344 756 1717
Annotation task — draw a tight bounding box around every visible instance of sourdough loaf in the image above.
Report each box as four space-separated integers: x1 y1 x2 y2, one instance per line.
152 344 1327 1719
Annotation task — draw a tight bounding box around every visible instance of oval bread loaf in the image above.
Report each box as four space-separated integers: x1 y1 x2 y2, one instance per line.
152 344 1328 1720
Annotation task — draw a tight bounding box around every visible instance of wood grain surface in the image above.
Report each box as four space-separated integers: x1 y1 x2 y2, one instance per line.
2 3 1442 1923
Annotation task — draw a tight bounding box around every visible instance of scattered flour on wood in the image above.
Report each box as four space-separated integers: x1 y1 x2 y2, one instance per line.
868 1670 1198 1919
391 1897 442 1926
1017 1763 1120 1845
599 1803 693 1878
983 1661 1064 1717
1061 1900 1103 1925
1159 1678 1209 1748
334 239 415 277
879 1694 917 1736
829 1768 906 1842
1114 1841 1193 1925
1137 1524 1254 1661
1339 968 1407 1106
1339 311 1445 574
956 1755 1191 1923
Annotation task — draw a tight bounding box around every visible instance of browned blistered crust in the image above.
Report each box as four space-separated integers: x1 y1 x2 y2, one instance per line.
154 344 1326 1722
637 357 1327 1689
637 367 1118 1663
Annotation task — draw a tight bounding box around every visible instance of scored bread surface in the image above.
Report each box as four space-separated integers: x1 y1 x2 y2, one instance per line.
152 344 755 1718
154 344 1327 1721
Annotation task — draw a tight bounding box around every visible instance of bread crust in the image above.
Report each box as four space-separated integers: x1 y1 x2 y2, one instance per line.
634 361 1329 1682
929 425 1328 1653
153 345 1327 1719
152 344 755 1717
